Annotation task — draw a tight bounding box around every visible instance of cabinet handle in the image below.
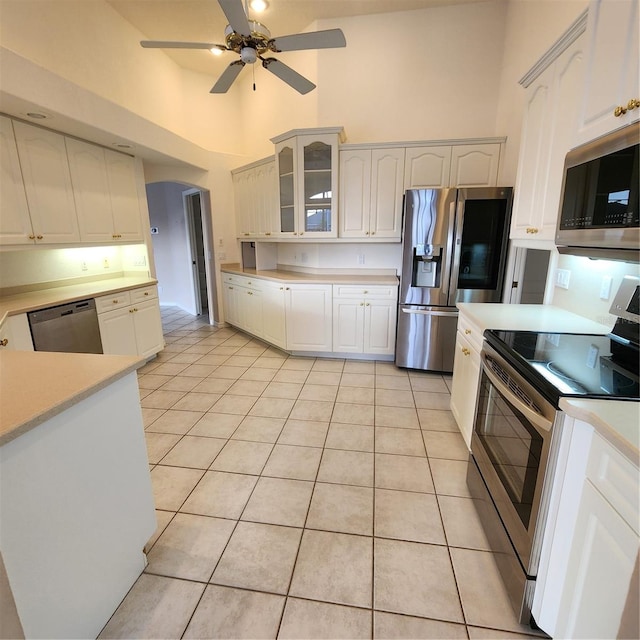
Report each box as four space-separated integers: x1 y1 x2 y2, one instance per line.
229 286 234 290
299 232 304 236
464 329 472 335
36 235 43 240
279 287 284 290
129 308 135 313
248 291 253 295
265 232 271 236
526 227 539 234
113 299 119 304
285 287 290 291
360 302 364 306
144 292 149 296
244 233 250 236
0 338 8 347
371 231 375 235
614 105 628 117
363 290 368 294
365 231 370 235
365 302 370 306
627 98 640 110
461 347 470 356
28 234 35 240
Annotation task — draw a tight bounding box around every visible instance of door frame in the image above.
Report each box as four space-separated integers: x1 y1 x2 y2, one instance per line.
183 188 217 323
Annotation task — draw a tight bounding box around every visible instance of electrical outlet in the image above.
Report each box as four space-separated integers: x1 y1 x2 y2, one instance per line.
218 252 226 261
600 276 613 300
81 261 88 271
358 254 365 265
554 269 570 289
545 333 560 347
133 255 147 267
103 258 109 269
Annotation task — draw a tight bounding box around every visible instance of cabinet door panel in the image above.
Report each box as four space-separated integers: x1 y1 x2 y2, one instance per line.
555 481 638 639
98 308 137 355
576 0 639 144
223 283 241 326
404 147 451 189
370 148 404 239
105 151 143 241
243 289 263 337
450 144 500 187
0 116 33 245
286 285 332 351
450 330 480 448
67 138 114 242
339 150 371 237
261 283 286 349
133 299 165 358
13 122 80 243
333 299 364 353
363 300 396 355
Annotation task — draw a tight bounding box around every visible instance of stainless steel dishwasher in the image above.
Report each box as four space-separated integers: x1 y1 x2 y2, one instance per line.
28 299 103 353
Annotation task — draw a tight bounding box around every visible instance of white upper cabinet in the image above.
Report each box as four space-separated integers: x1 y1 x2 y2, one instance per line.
104 150 143 241
450 144 500 187
68 138 143 243
232 158 277 239
575 0 639 145
272 128 344 239
511 30 585 242
339 147 404 239
404 146 452 189
404 143 500 190
0 116 33 245
12 121 80 244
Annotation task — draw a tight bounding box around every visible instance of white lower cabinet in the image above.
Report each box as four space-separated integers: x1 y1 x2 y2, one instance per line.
332 286 397 355
96 286 164 358
261 281 286 349
286 284 333 352
0 314 34 351
533 418 640 638
449 329 481 448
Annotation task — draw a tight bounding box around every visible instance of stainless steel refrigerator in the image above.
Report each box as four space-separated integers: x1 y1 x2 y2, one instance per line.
395 187 513 372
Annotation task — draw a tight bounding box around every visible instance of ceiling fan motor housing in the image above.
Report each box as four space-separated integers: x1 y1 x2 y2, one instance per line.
240 46 257 64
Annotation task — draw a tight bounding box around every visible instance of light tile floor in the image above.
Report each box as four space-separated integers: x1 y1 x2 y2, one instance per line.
99 307 543 640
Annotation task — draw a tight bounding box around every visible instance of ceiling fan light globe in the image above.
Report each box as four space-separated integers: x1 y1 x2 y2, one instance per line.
240 47 257 64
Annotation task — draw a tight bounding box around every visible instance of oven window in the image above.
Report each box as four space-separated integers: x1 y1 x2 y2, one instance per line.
474 374 544 529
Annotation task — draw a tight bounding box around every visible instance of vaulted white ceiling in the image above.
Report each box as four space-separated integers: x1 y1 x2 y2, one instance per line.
107 0 493 76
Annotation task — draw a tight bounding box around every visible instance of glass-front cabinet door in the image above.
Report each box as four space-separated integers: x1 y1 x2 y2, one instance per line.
272 128 343 238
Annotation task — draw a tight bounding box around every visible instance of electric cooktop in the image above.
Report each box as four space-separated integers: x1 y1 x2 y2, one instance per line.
484 330 640 405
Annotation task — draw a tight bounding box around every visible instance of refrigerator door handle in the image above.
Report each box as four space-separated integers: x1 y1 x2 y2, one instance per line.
401 308 459 317
448 198 465 303
440 198 456 299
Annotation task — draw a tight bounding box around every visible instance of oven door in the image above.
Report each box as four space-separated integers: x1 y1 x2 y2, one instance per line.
471 342 559 575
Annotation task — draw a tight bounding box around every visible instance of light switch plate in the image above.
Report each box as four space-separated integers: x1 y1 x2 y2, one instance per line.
600 276 613 300
555 269 571 289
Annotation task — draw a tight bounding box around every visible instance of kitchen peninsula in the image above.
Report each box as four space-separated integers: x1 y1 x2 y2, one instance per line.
0 350 156 638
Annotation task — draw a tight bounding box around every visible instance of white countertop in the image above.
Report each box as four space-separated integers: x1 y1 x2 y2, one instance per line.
0 350 145 446
221 264 399 286
560 398 639 466
457 302 612 334
0 276 157 324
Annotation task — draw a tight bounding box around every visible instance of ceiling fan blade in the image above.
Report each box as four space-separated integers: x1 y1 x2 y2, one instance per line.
141 40 220 49
271 29 346 52
262 58 316 95
218 0 251 36
210 60 245 93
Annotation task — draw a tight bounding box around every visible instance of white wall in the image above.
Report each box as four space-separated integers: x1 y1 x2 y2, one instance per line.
146 182 197 313
550 254 640 328
0 245 149 290
276 243 402 272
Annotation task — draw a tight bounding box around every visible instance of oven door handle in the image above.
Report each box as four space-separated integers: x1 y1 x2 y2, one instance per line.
481 357 553 433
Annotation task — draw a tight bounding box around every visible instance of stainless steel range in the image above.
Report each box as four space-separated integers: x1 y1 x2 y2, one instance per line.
467 276 639 627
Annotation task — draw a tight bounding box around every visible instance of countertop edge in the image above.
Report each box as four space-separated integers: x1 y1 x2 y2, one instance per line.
0 277 158 325
559 397 640 466
0 353 146 447
221 264 399 285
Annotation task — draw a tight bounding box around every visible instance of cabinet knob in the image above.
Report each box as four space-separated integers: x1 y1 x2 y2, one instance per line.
365 302 370 306
28 234 35 240
526 227 539 234
360 302 364 306
129 308 135 313
365 231 370 235
614 105 627 117
144 292 149 296
244 233 250 236
299 232 304 236
248 291 253 295
371 231 375 235
0 338 8 347
36 235 43 240
363 290 368 294
279 287 284 290
464 329 472 335
627 98 640 110
285 287 290 291
113 299 119 304
265 232 272 236
461 347 470 356
229 286 234 290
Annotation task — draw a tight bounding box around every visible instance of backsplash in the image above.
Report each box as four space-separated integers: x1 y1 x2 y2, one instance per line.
551 254 640 328
0 245 150 291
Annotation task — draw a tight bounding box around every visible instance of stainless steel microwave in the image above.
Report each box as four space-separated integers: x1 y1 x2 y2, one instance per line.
556 122 639 262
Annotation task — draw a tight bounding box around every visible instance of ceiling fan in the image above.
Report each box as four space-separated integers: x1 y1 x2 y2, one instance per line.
140 0 346 94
